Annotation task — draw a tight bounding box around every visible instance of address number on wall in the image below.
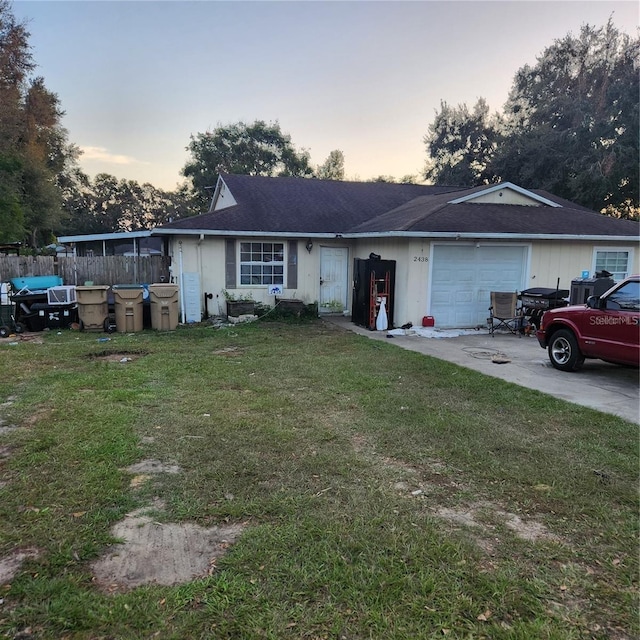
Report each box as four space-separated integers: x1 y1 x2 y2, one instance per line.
413 256 429 262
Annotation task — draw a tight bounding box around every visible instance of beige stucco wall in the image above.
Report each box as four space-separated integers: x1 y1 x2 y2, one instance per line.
169 236 325 317
527 239 637 288
169 235 637 324
352 237 638 327
351 237 426 327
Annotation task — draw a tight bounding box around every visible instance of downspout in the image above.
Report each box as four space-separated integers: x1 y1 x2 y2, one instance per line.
178 240 186 323
197 233 205 318
133 237 138 283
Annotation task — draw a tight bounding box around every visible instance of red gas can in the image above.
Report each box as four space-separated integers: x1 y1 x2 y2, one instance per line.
422 316 435 327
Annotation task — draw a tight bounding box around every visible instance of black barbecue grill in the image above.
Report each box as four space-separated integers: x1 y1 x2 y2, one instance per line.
519 287 570 329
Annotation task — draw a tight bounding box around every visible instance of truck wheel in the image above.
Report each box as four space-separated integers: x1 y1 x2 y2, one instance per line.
548 329 585 372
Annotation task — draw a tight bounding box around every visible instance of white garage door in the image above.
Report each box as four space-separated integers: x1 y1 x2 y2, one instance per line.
430 244 527 329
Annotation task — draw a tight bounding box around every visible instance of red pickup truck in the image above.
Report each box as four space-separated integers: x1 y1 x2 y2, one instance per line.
536 275 640 371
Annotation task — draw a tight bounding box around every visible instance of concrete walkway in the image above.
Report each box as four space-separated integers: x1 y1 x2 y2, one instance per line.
326 316 639 424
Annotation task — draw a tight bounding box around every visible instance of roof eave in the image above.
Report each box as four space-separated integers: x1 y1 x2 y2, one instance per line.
152 229 339 239
342 231 638 241
58 230 153 243
152 228 636 242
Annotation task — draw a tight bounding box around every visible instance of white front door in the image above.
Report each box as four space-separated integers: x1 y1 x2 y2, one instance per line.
320 246 349 313
430 244 527 328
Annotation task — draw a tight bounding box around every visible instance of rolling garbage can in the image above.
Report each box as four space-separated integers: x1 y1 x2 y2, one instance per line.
76 285 111 332
112 285 144 333
149 283 179 331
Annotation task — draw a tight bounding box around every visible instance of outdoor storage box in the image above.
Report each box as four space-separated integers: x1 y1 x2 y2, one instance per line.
112 285 144 333
29 303 78 330
149 283 179 330
76 285 111 332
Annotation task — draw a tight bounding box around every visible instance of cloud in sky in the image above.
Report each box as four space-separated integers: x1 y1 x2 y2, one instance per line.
79 146 146 167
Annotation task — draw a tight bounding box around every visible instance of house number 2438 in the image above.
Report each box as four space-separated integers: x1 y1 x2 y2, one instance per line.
413 256 429 262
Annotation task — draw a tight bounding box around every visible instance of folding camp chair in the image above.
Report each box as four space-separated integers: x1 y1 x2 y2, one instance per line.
488 291 522 337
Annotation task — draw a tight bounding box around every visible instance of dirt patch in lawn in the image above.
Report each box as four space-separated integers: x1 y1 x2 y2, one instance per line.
91 505 245 592
89 350 147 363
435 501 563 546
212 346 244 357
125 459 181 475
0 548 41 585
89 460 245 591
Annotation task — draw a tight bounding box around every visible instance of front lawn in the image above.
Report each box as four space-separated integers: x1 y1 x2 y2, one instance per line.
0 320 637 639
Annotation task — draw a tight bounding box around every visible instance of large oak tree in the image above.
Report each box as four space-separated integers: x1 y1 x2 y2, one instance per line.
182 120 314 207
424 20 639 217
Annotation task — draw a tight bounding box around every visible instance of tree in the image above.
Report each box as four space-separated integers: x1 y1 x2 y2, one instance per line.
0 153 23 242
0 0 33 154
423 20 639 216
492 19 639 214
315 149 345 180
369 175 397 183
182 120 314 206
0 0 31 243
423 98 501 187
61 172 199 236
0 1 77 246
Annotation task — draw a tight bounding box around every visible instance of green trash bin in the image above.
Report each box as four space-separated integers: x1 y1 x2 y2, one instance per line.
149 283 179 330
76 285 111 332
112 285 144 333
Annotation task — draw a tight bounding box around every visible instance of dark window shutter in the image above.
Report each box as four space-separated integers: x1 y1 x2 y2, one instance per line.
225 239 236 288
287 240 297 289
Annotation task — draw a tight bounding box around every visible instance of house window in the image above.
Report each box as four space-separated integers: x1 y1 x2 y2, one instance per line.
240 242 284 285
594 250 631 281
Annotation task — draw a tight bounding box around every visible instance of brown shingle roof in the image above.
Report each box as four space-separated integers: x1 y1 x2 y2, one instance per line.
351 197 640 236
160 173 460 233
159 174 639 237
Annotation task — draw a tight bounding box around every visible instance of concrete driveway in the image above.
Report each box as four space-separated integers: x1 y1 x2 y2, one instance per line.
328 316 639 424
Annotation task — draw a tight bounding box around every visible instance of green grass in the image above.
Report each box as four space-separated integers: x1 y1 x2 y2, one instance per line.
0 320 637 639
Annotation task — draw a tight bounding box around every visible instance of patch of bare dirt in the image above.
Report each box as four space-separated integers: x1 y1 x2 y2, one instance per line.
91 507 244 592
0 422 18 436
435 501 562 545
89 350 146 363
125 459 181 475
129 474 153 488
22 407 52 428
0 548 40 585
350 434 368 453
212 346 244 356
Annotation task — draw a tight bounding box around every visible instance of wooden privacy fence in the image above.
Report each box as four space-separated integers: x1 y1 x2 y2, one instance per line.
0 255 171 286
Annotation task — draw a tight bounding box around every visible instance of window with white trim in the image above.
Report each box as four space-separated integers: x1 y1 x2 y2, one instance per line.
240 242 284 285
594 250 631 281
